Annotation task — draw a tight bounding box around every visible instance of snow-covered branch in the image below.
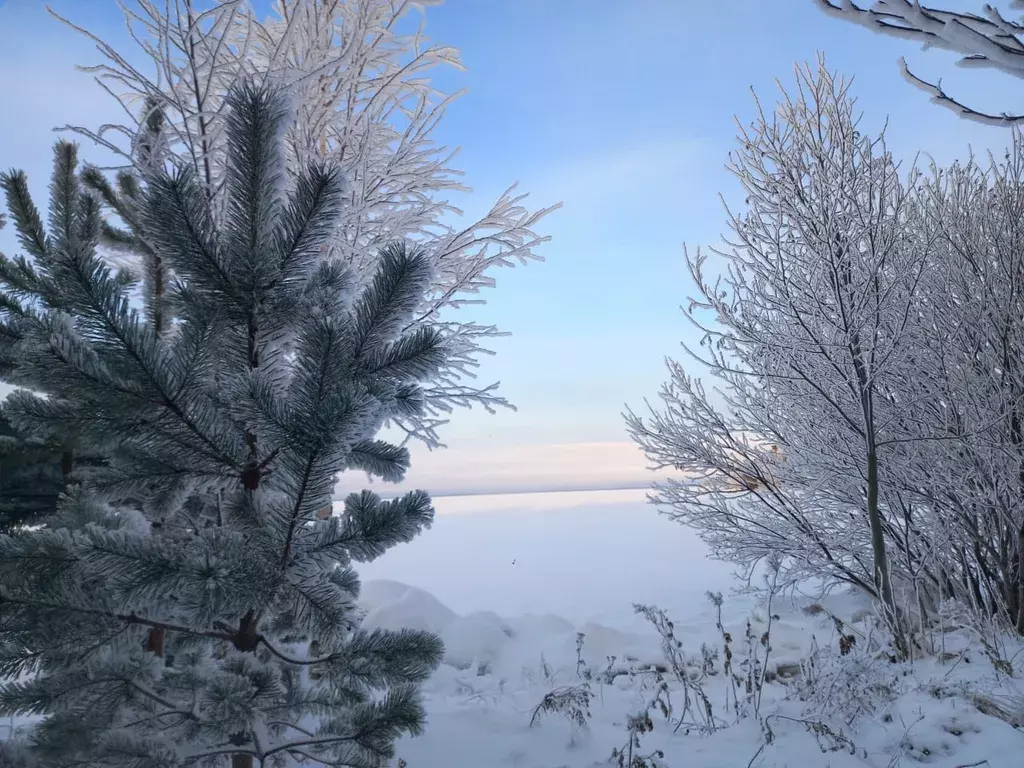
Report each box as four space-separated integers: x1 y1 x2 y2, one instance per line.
817 0 1024 124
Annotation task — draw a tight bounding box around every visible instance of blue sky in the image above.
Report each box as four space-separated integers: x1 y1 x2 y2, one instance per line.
0 0 1019 495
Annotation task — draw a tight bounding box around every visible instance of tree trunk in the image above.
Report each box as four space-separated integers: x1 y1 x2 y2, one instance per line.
229 609 260 767
1017 522 1024 635
146 627 165 657
59 449 74 483
866 441 907 657
151 252 165 335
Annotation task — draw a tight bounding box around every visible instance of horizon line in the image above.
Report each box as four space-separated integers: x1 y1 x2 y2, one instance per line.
332 480 659 502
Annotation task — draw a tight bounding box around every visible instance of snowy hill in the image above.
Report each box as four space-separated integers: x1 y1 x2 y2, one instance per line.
356 579 1024 768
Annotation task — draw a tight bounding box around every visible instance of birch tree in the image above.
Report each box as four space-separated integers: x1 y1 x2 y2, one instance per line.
900 142 1024 632
627 60 935 653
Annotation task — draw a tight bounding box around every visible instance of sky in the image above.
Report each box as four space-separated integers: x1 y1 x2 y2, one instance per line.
0 0 1020 496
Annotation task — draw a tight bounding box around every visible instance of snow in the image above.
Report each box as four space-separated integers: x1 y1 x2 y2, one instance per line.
360 581 459 636
4 490 1023 765
356 576 1024 768
349 489 737 622
345 491 1024 768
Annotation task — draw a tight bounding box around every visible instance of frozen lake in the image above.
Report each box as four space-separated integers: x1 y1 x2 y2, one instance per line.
337 488 739 625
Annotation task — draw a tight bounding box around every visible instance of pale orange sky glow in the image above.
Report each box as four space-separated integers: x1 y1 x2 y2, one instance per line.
334 440 678 498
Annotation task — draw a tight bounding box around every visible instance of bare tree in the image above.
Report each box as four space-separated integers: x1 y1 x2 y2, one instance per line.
51 0 559 447
816 0 1024 125
627 60 936 654
899 141 1024 632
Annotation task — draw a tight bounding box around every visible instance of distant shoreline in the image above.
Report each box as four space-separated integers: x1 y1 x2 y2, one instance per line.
332 481 656 503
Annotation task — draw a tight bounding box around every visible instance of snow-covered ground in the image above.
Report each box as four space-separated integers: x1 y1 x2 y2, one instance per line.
352 490 1024 768
4 490 1023 766
349 489 736 622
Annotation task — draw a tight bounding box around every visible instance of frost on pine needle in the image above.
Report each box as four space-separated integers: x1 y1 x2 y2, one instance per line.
0 81 452 768
50 0 560 449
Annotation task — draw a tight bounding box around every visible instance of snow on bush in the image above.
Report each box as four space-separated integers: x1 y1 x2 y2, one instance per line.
355 580 1024 768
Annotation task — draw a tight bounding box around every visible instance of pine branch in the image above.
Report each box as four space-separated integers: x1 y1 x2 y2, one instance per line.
48 141 82 252
0 70 447 768
0 170 48 259
351 243 434 359
359 325 447 381
0 591 237 643
346 439 409 483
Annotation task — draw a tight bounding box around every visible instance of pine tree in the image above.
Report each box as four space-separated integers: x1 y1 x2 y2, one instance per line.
0 160 111 535
0 81 446 767
0 409 107 535
0 410 60 533
54 0 559 448
79 95 172 334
